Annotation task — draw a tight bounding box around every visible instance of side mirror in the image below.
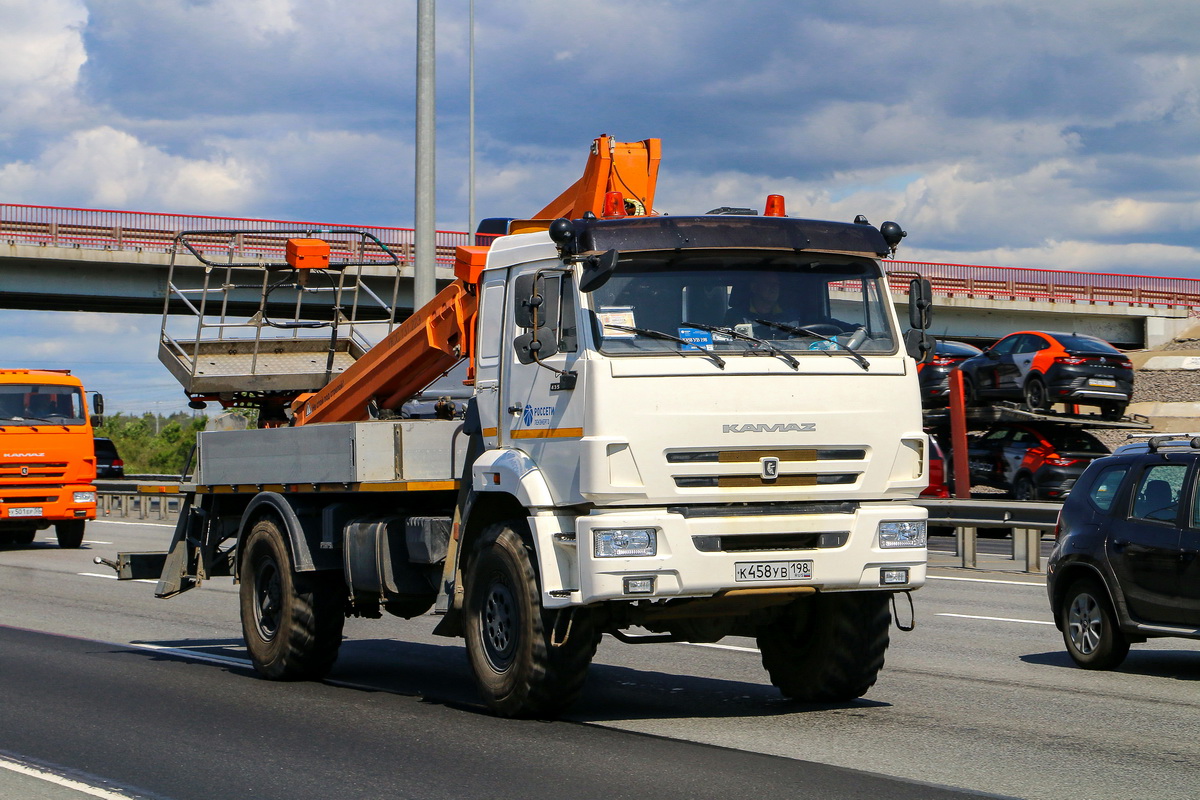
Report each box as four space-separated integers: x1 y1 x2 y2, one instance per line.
579 249 619 293
512 273 540 329
908 278 932 330
514 328 560 365
89 415 103 428
904 328 934 363
985 349 999 360
91 393 104 415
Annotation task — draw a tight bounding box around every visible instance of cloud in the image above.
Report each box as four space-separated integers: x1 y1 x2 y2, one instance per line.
0 0 89 134
0 126 259 210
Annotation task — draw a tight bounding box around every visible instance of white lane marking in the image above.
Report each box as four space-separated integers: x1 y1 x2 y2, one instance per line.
685 642 759 654
78 572 156 585
0 754 139 799
90 519 175 528
937 612 1054 626
928 575 1045 587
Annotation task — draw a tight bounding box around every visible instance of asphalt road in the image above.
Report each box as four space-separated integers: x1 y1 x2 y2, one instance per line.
3 519 1200 800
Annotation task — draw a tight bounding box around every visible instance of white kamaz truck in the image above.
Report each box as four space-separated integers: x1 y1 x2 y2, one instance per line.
108 136 933 717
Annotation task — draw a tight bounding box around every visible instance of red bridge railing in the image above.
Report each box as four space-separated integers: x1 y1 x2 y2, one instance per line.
0 203 470 267
4 204 1200 309
891 260 1200 310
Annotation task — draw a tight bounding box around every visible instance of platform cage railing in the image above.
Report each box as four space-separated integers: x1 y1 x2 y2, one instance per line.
158 229 404 421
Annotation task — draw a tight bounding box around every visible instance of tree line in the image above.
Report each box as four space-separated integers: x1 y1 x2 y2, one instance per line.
95 412 208 477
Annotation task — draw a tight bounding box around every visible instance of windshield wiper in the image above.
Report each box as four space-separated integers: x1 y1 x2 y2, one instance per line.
604 324 726 369
682 321 798 370
754 320 871 371
0 415 53 423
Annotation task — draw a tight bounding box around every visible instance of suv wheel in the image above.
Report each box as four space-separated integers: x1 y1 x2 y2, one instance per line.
1024 376 1049 412
1061 579 1129 669
1013 475 1036 501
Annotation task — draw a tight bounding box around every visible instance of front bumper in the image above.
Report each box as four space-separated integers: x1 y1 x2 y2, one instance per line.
0 483 96 529
555 503 927 606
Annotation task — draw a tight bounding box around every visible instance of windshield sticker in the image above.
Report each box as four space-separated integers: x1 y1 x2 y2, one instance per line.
677 327 714 351
598 306 636 337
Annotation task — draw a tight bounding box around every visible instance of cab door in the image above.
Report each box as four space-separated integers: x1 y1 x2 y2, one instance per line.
499 263 586 504
1106 462 1186 624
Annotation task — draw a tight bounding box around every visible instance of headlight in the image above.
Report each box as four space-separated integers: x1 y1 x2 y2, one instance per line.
878 520 926 548
594 528 657 558
73 491 96 503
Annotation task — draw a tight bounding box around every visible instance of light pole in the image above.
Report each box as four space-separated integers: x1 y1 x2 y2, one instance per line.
414 0 436 309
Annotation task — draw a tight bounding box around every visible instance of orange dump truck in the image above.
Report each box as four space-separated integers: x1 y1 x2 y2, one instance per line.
0 369 102 548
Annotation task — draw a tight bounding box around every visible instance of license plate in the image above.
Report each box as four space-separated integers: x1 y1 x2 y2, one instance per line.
734 560 813 582
1088 378 1117 387
8 507 43 518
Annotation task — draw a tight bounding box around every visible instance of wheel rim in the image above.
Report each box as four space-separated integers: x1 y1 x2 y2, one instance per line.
1067 591 1103 655
480 570 519 672
1015 480 1033 501
253 558 282 642
1026 379 1046 410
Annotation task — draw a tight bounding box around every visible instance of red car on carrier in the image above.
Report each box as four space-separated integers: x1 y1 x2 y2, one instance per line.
957 331 1133 419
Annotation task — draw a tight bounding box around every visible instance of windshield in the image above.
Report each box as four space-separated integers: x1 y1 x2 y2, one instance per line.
0 384 87 426
587 252 898 357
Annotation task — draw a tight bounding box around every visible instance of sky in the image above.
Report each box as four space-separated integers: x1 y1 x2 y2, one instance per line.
2 0 1200 414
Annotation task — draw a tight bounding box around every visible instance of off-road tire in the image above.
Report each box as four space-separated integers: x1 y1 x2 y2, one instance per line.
1024 376 1049 412
55 520 85 549
756 591 891 702
1061 578 1129 670
464 520 598 718
239 518 345 681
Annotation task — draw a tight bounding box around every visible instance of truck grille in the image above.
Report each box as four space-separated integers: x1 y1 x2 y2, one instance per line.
667 447 866 489
0 462 68 480
0 495 55 503
692 531 848 552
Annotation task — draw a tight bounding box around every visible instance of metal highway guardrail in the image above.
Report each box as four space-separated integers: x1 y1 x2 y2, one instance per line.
916 497 1061 573
95 480 184 522
89 488 1058 572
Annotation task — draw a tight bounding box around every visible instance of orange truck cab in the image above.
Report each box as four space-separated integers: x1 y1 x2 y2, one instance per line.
0 369 101 548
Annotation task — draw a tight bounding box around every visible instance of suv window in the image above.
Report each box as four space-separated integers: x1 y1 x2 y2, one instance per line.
1087 464 1129 512
1131 464 1187 522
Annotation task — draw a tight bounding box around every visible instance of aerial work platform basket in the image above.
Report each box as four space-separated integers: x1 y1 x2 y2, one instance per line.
158 229 405 421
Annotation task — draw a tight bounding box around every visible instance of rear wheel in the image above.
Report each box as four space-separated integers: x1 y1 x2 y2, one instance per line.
464 520 598 718
1012 475 1037 501
1061 579 1129 669
1024 376 1049 412
239 518 345 680
1100 401 1127 420
960 375 978 406
756 591 891 702
55 520 85 549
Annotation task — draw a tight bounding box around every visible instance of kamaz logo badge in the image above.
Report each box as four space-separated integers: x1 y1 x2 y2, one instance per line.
760 457 780 481
722 423 815 433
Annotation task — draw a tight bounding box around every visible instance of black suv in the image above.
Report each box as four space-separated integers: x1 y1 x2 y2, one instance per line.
1047 436 1200 669
94 437 125 479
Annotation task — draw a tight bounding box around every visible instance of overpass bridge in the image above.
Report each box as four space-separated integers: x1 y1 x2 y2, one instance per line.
2 202 1197 348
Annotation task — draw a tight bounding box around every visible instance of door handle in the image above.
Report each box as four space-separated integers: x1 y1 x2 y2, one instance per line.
507 404 523 414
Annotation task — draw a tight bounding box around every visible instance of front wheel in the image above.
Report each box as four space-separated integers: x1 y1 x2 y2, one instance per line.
239 518 345 680
1100 401 1127 421
55 520 85 549
1061 579 1129 669
756 591 891 702
464 520 598 718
